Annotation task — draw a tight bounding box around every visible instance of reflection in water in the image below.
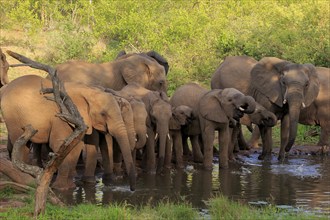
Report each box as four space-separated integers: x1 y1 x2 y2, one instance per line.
55 154 330 215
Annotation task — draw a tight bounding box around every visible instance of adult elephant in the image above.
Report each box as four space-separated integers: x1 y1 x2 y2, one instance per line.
116 50 169 75
299 67 329 146
170 83 256 170
7 50 167 92
212 56 320 160
0 48 9 88
108 83 172 174
211 56 277 151
1 75 136 191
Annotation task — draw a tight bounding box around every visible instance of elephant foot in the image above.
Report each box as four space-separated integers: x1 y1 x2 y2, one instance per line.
193 155 204 163
146 169 157 175
258 151 272 160
219 161 229 169
277 152 288 162
51 178 76 190
81 175 96 184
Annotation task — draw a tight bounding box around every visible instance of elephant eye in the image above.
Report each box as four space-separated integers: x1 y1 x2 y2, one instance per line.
305 82 309 88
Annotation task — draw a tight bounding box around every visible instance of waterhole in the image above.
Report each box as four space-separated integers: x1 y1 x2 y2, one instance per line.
54 153 330 215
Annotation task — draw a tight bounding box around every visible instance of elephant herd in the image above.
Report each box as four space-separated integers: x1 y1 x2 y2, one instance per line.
0 49 329 191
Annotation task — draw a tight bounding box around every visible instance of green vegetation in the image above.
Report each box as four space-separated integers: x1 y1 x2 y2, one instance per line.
0 189 327 220
0 0 329 92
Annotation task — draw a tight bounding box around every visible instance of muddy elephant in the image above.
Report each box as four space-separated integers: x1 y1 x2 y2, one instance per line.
211 56 277 151
0 48 9 88
52 52 167 92
109 83 172 173
116 50 169 75
82 96 142 184
212 56 320 160
0 75 136 191
170 83 256 169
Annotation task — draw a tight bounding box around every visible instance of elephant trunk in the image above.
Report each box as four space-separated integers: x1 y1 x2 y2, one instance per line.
285 93 303 152
261 112 277 127
110 123 136 191
241 96 256 114
135 131 147 150
156 123 169 173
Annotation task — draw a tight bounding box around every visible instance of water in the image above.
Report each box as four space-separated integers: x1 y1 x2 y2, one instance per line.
55 153 330 215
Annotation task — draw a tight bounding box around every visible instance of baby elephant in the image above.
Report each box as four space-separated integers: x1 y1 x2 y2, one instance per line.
170 83 256 170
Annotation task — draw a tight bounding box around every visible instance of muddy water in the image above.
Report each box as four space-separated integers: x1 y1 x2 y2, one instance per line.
55 153 330 215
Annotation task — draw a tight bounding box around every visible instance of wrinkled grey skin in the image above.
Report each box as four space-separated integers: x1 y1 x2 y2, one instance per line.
166 105 194 169
211 56 320 161
170 83 256 170
108 83 172 174
211 55 277 152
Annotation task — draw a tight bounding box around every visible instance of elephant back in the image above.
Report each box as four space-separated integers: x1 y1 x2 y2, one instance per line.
211 55 257 94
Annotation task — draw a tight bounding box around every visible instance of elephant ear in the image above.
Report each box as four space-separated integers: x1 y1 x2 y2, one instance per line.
0 48 9 87
146 50 169 75
120 56 149 87
199 90 228 123
77 97 93 135
251 57 292 107
303 64 320 107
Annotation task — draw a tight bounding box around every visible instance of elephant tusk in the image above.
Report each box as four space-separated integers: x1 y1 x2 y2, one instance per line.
155 133 158 140
239 107 245 111
302 102 306 108
283 99 287 104
167 133 171 140
146 134 149 138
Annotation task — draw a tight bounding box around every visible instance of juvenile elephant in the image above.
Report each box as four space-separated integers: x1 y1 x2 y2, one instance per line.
170 83 256 170
166 105 194 169
211 56 277 151
110 83 172 173
212 56 320 160
82 96 141 184
1 75 136 191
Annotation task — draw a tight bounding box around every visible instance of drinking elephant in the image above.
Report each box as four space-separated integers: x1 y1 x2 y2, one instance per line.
166 105 194 169
116 50 169 75
0 75 136 191
0 48 9 88
82 96 142 184
211 55 277 151
109 83 172 173
170 83 256 170
211 56 320 160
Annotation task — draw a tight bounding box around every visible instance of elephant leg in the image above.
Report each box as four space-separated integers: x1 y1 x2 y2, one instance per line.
258 126 273 160
82 143 98 183
278 114 290 161
318 124 330 146
145 130 156 174
190 135 203 163
217 127 229 169
164 135 173 169
237 125 250 150
113 140 123 176
248 125 261 149
228 127 238 161
100 134 116 182
182 134 192 156
201 125 216 170
173 133 184 169
52 141 84 190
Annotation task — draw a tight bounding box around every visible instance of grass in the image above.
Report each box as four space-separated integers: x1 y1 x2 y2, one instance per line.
0 188 327 220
